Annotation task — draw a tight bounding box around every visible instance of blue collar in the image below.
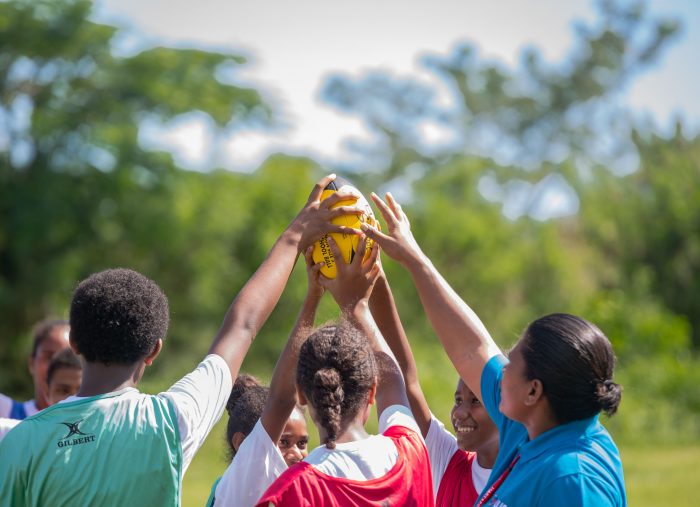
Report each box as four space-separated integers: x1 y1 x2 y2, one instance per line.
518 415 600 464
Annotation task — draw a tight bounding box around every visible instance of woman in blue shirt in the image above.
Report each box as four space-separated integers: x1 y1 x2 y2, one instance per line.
361 192 626 507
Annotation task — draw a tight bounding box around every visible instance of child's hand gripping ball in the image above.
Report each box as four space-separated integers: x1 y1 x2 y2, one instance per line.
312 177 380 279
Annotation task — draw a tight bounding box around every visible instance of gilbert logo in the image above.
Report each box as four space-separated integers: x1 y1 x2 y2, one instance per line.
57 419 95 448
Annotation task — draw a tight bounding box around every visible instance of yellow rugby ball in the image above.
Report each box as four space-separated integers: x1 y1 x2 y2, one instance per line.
312 177 379 279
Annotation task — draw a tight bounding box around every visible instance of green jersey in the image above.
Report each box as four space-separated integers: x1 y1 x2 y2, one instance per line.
0 355 231 507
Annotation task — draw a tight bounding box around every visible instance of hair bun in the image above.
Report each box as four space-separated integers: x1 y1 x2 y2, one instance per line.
227 374 262 415
596 379 622 416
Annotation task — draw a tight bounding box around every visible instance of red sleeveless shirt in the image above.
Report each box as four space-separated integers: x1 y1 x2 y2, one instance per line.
436 450 479 507
256 425 434 506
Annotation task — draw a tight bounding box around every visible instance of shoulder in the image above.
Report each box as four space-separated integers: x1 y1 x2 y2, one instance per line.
379 404 422 438
257 462 316 504
538 472 623 506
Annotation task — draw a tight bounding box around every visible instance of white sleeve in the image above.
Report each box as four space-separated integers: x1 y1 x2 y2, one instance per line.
159 354 233 472
425 415 460 499
378 404 423 439
0 417 20 443
0 394 13 418
214 419 288 507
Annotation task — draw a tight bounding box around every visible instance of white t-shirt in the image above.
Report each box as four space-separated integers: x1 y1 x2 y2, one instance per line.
0 417 20 443
424 415 491 498
213 419 288 507
60 353 231 472
303 404 422 481
0 393 39 419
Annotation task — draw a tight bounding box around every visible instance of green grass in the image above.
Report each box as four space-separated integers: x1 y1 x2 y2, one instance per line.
181 427 700 507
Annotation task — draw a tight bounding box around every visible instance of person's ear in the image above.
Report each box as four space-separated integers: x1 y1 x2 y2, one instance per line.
367 380 377 406
68 332 81 356
231 432 246 453
296 384 308 406
143 339 163 366
524 379 544 406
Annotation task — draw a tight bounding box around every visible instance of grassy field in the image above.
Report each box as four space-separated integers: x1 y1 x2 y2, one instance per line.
181 418 700 506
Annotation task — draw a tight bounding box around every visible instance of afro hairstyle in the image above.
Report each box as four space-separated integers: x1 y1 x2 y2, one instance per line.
69 268 169 365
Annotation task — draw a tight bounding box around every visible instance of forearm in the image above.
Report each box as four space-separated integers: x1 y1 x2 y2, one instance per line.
263 291 320 440
209 226 301 381
404 253 501 399
369 277 431 435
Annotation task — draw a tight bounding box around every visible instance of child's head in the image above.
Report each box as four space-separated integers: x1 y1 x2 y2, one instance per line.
46 348 82 406
296 323 377 449
29 319 70 406
226 375 309 466
69 269 169 367
450 379 498 453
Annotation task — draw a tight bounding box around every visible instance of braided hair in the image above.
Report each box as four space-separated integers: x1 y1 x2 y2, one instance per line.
296 323 377 449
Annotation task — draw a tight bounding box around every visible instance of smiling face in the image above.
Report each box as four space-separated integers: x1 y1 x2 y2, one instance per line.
277 408 309 467
451 379 498 452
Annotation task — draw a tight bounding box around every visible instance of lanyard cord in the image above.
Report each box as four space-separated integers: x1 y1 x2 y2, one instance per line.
475 453 521 507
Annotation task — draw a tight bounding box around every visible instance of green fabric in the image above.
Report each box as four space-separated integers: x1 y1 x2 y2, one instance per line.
0 389 183 506
205 476 222 507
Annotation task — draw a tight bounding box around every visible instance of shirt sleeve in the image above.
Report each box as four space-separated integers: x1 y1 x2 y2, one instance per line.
424 415 459 499
480 354 509 431
378 404 423 438
159 354 233 472
537 474 620 506
214 419 288 507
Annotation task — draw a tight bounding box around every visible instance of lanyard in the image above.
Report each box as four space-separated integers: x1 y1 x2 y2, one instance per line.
475 453 521 507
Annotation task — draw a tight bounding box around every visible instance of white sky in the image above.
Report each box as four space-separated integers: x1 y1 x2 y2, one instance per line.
94 0 700 173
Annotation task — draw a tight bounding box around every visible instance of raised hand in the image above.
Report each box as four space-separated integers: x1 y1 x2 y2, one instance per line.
303 245 325 302
289 174 364 252
361 192 424 268
319 234 380 312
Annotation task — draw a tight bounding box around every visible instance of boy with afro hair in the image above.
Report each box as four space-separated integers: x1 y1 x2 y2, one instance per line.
0 175 362 506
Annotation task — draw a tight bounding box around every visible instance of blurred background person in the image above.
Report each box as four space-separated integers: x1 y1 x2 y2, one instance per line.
0 320 70 420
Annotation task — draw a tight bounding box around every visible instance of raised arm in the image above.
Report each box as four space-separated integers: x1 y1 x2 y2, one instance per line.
261 246 324 443
209 175 363 383
320 236 409 415
369 273 431 437
360 192 501 402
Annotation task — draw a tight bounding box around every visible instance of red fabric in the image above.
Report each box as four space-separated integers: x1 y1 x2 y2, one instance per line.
435 450 478 507
256 425 434 507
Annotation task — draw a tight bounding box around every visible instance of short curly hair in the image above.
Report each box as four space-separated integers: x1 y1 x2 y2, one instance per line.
69 268 169 365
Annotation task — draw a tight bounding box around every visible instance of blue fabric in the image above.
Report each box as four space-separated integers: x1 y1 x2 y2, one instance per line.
475 355 627 507
9 399 27 420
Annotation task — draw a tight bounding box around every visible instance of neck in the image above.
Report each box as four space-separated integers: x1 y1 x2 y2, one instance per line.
524 405 559 440
476 439 499 469
317 419 370 447
77 362 144 397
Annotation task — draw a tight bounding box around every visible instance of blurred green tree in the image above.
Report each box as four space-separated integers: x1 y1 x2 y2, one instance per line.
0 0 274 394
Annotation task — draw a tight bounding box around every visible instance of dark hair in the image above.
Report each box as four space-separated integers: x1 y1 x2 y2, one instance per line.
296 323 377 449
31 319 69 357
225 375 268 459
521 313 622 424
69 268 169 365
47 348 82 385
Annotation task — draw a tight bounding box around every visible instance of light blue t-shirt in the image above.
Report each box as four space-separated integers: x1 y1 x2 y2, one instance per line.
476 355 627 507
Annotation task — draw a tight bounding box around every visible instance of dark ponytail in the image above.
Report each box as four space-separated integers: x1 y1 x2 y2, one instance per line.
521 313 622 424
297 323 377 449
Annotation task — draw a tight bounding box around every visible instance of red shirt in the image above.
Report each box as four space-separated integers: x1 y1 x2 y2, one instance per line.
435 450 478 507
256 425 434 506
